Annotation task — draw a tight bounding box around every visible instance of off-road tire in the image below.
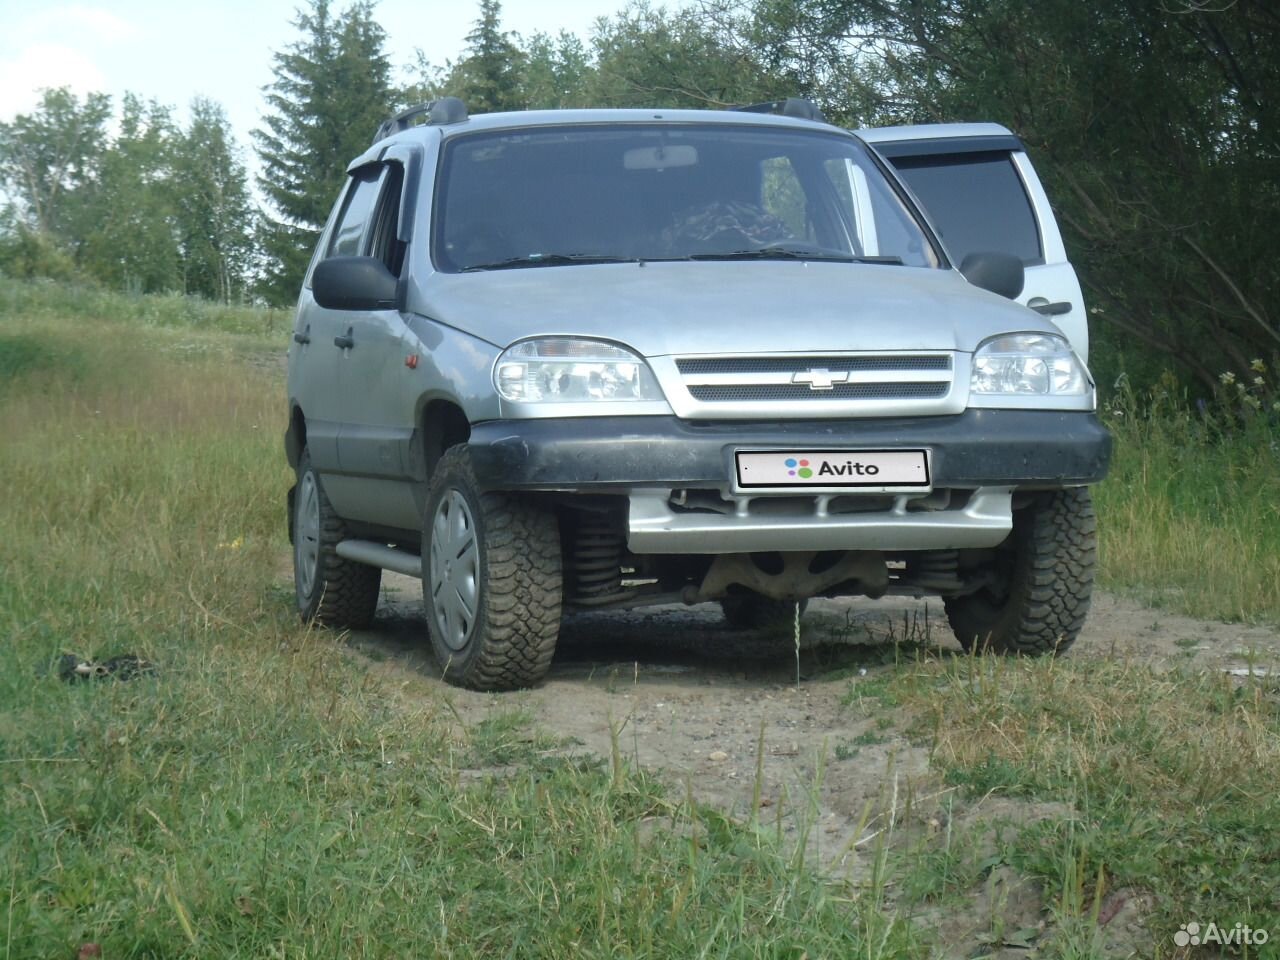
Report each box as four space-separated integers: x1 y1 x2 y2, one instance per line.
944 487 1096 655
293 449 381 628
720 594 808 631
422 446 562 691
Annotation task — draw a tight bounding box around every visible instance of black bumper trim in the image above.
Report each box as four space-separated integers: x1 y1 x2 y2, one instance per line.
466 410 1112 491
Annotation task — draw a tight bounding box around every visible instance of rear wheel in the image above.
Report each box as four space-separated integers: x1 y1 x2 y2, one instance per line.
422 447 562 690
944 487 1096 655
293 450 381 628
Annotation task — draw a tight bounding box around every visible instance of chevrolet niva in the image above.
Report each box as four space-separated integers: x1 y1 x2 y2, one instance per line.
285 97 1111 690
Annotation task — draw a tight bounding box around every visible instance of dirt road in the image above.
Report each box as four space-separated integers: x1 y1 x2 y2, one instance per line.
345 579 1279 956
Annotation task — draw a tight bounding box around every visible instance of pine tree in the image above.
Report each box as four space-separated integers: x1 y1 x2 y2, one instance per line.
253 0 392 305
453 0 526 113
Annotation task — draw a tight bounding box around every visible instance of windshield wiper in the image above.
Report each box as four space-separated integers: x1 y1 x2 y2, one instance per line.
462 253 637 271
688 246 902 265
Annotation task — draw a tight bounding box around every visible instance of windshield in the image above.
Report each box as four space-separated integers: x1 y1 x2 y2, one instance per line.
432 123 942 272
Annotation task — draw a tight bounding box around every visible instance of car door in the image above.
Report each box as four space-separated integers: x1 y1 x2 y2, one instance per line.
858 125 1089 360
327 152 425 533
289 169 383 473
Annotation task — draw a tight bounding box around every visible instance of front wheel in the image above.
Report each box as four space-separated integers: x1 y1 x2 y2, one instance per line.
944 487 1097 655
422 447 562 690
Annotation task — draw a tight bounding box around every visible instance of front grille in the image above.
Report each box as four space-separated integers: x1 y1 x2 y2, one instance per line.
677 355 952 375
688 382 948 402
675 352 955 405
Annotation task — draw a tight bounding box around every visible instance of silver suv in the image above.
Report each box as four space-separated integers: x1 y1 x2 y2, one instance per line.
285 97 1111 690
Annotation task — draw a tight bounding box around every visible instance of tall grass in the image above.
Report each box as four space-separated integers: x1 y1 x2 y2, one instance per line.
1096 373 1280 622
0 304 912 956
0 275 290 337
888 653 1280 945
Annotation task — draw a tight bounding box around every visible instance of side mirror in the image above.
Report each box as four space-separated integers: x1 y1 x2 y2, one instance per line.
959 251 1025 300
312 256 399 311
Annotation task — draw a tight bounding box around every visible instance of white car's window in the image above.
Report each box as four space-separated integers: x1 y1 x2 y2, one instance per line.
890 151 1043 265
433 124 942 272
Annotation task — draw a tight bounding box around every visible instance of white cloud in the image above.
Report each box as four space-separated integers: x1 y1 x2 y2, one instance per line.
0 5 137 120
0 43 107 119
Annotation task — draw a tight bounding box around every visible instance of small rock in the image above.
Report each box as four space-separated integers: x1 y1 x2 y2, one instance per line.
708 750 729 762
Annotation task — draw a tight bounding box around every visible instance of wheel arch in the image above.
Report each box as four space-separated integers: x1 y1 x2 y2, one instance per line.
414 395 472 484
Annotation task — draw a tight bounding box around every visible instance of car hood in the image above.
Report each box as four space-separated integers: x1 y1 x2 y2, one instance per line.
413 260 1062 357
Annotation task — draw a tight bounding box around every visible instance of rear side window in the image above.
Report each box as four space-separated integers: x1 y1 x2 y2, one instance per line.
328 166 384 257
890 151 1042 265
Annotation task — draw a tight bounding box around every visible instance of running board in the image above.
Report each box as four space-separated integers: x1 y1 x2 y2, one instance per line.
335 540 423 578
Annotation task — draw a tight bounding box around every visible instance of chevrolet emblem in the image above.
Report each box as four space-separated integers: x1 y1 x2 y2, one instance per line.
791 368 849 390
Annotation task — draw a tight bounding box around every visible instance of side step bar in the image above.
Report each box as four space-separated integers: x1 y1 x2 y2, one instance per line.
335 540 423 578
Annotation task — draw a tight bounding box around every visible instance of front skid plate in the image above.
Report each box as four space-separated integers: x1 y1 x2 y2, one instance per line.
626 488 1013 554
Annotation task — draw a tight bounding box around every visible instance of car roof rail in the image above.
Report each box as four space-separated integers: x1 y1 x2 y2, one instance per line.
731 97 825 123
372 97 469 144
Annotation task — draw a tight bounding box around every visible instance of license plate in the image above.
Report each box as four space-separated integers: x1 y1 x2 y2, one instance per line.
735 449 930 489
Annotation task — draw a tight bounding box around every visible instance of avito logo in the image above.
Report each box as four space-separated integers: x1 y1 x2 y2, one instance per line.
784 457 882 478
817 459 881 477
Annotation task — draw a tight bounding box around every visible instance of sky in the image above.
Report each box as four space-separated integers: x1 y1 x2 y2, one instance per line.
0 0 629 149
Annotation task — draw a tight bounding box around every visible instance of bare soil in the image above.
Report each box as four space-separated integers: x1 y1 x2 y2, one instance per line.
344 577 1280 957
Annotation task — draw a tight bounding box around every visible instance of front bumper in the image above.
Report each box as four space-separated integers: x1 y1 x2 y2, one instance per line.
468 410 1111 555
467 410 1112 491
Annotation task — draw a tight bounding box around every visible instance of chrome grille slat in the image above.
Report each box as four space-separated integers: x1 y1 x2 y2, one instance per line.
683 369 953 386
676 355 952 375
688 382 948 402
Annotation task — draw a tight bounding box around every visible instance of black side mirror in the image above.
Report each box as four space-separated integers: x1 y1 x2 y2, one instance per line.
312 256 399 311
959 251 1025 300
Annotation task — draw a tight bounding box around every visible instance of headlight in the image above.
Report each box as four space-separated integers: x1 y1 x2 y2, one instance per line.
971 334 1088 395
494 338 665 403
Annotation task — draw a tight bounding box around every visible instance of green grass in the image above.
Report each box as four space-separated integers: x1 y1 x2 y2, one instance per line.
883 653 1280 949
0 275 290 337
5 277 1280 958
1096 374 1280 623
0 291 916 957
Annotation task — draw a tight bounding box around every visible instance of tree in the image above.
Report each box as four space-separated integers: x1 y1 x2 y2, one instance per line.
588 3 784 109
0 88 111 242
451 0 526 113
76 94 180 293
398 49 452 109
173 98 255 302
522 31 592 109
254 0 393 305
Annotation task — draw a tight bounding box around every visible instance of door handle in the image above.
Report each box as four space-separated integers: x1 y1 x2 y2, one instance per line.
333 327 355 350
292 324 311 345
1027 298 1072 316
